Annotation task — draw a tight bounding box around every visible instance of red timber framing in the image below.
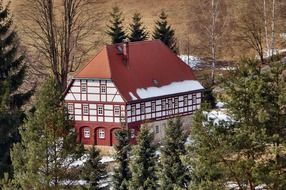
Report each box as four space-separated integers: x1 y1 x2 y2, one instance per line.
65 79 126 146
126 90 203 124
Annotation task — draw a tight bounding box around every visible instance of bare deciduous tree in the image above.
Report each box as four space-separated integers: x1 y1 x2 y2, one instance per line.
189 0 228 85
21 0 99 92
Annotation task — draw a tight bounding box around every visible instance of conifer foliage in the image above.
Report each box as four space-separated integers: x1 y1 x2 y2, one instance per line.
106 6 127 44
153 10 178 53
159 118 189 190
187 58 286 189
129 12 148 42
81 146 107 190
129 126 158 190
0 0 33 178
112 129 131 190
11 78 84 190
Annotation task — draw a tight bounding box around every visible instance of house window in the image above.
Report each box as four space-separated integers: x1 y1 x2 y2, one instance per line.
130 129 135 139
131 105 136 115
193 94 197 104
155 126 159 133
98 129 105 139
183 96 188 106
100 84 106 94
151 101 156 112
68 104 74 114
83 128 90 138
81 83 87 93
168 99 173 109
141 104 145 114
98 105 103 115
162 99 166 110
114 106 120 116
174 98 179 108
83 105 89 115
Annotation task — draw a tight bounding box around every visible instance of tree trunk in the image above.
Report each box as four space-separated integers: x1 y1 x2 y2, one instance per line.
271 0 276 57
263 0 270 55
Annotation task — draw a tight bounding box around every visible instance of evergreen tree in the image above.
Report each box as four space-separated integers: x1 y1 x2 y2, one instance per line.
112 129 131 190
81 146 107 190
106 6 127 44
129 12 148 42
129 126 158 190
153 10 178 53
159 118 189 190
11 78 84 190
0 0 33 178
186 58 286 189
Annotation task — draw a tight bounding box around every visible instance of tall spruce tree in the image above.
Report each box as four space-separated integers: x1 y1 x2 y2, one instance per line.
112 129 131 190
106 6 127 44
11 78 84 190
81 146 107 190
129 12 148 42
0 0 33 178
159 118 189 190
186 58 286 190
129 126 158 190
153 10 178 53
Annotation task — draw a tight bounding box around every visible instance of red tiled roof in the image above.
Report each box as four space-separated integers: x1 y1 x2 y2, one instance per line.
75 40 198 101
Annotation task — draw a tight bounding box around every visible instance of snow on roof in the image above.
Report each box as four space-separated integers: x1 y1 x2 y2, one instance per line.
136 80 204 99
129 92 138 101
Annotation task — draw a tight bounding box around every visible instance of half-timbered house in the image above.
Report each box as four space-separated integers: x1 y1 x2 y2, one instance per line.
64 40 204 146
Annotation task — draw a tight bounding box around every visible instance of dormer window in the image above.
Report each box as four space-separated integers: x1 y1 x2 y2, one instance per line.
100 84 106 94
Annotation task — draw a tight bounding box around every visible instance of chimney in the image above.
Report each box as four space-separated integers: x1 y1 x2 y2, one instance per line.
122 38 129 65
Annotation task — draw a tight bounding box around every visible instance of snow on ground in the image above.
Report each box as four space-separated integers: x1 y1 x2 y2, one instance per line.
136 80 204 99
70 155 115 167
179 54 201 68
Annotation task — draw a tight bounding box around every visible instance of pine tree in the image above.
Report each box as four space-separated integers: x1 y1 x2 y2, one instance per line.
159 118 189 190
129 12 148 42
0 0 33 178
81 146 107 190
106 6 127 44
11 78 84 190
112 129 131 190
153 10 178 53
186 58 286 189
129 126 158 190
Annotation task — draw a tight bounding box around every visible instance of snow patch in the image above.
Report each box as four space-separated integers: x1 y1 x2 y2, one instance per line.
179 54 201 68
136 80 204 99
70 155 115 167
129 92 138 100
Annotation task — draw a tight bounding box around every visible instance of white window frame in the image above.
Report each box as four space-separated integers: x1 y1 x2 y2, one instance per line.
68 104 74 114
130 129 135 139
100 84 106 94
183 95 188 106
98 105 103 115
131 105 136 115
98 129 105 139
141 103 145 114
193 94 197 104
162 99 166 110
83 105 89 115
114 106 120 116
151 101 156 112
81 83 87 93
83 128 90 138
174 98 179 108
